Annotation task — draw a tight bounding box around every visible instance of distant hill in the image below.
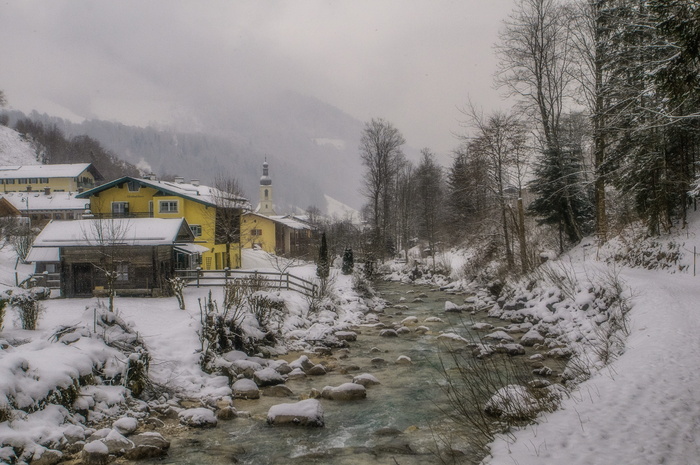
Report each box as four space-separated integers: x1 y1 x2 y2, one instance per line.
3 91 366 213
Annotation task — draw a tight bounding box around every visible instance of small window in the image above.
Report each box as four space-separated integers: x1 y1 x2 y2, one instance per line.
116 263 129 281
29 178 38 184
190 224 202 237
127 181 141 192
40 178 49 183
18 178 28 184
5 179 14 184
159 200 178 213
53 213 63 220
112 202 129 217
251 229 263 236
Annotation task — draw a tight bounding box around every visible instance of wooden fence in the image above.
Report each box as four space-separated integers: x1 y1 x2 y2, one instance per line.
174 268 318 298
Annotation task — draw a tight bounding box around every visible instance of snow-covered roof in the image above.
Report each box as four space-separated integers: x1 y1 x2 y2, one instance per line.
25 246 60 262
0 163 101 180
0 191 89 211
31 218 191 247
244 212 313 230
269 215 313 230
77 176 250 209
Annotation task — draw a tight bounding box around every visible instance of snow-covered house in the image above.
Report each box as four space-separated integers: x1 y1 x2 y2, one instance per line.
241 212 315 257
0 190 89 226
26 218 205 297
76 175 250 270
0 163 103 193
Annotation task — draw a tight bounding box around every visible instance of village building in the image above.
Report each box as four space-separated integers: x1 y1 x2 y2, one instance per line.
241 161 316 257
26 218 203 297
76 176 250 270
0 190 89 226
0 163 103 193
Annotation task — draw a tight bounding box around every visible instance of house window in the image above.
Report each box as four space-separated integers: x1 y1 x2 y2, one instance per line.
264 189 269 199
112 202 129 217
53 213 63 220
159 200 178 214
190 224 202 237
18 178 28 184
251 229 263 236
29 178 38 184
40 178 49 183
116 263 129 281
5 179 14 184
127 181 141 192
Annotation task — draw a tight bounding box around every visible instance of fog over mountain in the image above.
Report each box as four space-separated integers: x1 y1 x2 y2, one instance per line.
5 91 369 213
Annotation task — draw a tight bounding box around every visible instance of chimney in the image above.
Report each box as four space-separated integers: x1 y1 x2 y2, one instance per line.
174 176 185 184
44 187 51 195
191 179 200 186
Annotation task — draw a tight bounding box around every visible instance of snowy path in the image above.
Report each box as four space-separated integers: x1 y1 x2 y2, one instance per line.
486 268 700 465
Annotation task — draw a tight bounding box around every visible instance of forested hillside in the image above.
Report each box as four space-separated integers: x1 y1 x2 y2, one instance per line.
3 91 366 212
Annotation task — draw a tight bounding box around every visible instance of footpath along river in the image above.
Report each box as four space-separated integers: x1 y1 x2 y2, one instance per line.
138 279 545 465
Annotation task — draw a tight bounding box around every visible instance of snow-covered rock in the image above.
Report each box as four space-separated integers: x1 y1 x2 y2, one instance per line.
232 379 260 399
178 408 218 428
484 384 538 420
253 367 285 386
112 416 138 436
353 373 380 387
321 383 367 401
520 329 545 346
267 399 324 427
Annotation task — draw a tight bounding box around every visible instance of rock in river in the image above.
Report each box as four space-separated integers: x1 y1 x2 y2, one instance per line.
321 382 367 401
267 399 324 427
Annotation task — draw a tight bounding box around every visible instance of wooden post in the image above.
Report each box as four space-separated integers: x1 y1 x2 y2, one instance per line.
196 267 201 288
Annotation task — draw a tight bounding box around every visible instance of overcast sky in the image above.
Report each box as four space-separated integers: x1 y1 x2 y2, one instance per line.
1 0 516 154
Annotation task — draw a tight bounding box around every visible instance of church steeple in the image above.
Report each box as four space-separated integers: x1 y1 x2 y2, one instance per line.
258 160 276 216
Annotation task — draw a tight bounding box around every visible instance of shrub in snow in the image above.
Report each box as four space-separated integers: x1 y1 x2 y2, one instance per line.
124 349 150 397
0 292 7 331
341 247 354 275
8 289 43 330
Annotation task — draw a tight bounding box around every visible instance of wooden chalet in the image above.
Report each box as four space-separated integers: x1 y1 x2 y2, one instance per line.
26 218 206 297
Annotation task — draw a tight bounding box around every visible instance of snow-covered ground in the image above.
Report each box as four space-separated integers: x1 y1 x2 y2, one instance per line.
2 213 700 464
485 266 700 465
0 126 39 166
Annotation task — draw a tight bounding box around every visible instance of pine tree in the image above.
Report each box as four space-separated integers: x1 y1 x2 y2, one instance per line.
316 232 329 280
341 247 354 275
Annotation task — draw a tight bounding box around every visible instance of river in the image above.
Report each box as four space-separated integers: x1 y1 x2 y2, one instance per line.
140 279 540 465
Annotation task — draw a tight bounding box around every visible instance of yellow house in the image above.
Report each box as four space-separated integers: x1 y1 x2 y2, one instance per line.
241 212 315 257
76 176 250 270
0 163 102 193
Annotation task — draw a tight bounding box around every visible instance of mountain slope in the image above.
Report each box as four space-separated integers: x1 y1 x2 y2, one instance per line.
4 91 366 212
0 125 39 166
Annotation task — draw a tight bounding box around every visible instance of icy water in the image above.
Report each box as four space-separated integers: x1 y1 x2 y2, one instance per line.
140 281 519 465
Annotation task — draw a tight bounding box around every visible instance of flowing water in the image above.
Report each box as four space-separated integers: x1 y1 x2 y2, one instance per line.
141 280 535 465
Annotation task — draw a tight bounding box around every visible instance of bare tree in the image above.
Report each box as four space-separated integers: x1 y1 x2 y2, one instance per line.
394 158 417 263
359 118 406 258
84 217 131 312
414 148 445 270
461 106 528 269
213 175 246 269
497 0 590 243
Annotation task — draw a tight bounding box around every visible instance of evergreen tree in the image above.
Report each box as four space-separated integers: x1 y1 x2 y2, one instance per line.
316 232 329 280
341 247 354 275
